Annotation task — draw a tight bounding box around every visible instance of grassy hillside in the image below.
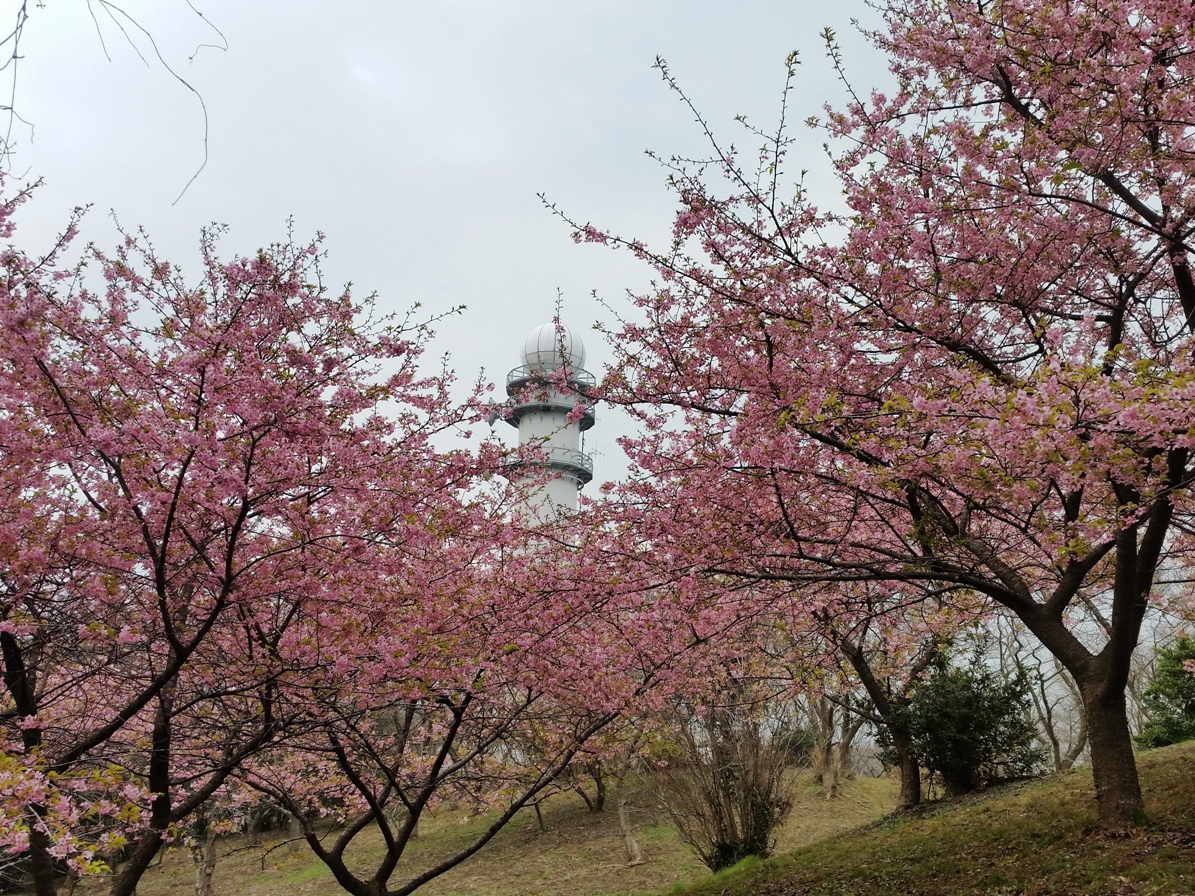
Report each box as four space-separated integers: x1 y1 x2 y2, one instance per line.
75 743 1195 896
673 741 1195 896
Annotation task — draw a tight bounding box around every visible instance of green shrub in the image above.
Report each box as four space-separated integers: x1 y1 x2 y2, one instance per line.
1136 635 1195 750
878 653 1045 796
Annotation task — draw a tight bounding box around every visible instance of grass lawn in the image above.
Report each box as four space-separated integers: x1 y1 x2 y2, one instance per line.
73 771 896 896
72 742 1195 896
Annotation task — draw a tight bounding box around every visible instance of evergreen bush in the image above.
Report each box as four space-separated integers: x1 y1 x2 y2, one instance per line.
878 653 1045 796
1136 636 1195 750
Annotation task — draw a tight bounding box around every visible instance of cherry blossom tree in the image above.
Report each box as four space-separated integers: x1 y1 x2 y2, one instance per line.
2 180 737 895
0 184 490 894
236 506 746 896
577 0 1195 826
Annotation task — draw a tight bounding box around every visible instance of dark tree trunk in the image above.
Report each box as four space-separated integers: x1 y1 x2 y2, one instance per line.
591 764 606 812
1019 629 1146 826
6 640 58 896
109 679 176 896
109 832 164 896
26 818 61 896
1084 687 1144 825
1011 502 1164 828
571 760 606 813
834 632 931 811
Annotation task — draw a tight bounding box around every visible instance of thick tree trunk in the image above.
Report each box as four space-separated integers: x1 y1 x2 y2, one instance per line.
110 680 177 896
1084 688 1144 826
9 662 57 896
1015 523 1153 827
591 764 607 813
109 832 164 896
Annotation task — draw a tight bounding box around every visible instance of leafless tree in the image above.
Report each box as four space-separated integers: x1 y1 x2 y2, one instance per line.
0 1 225 201
655 691 799 871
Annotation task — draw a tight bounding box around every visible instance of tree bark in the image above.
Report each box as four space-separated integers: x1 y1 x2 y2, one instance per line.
1060 717 1088 772
246 807 264 845
822 739 839 800
26 818 61 896
833 711 865 788
194 831 218 896
287 813 303 851
809 697 835 791
591 763 606 813
1084 688 1144 825
835 634 928 811
108 675 178 896
1014 513 1157 826
617 791 644 866
571 760 606 813
891 726 922 812
109 832 164 896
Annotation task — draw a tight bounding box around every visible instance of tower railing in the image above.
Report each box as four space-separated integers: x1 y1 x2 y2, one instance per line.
506 365 597 393
502 445 594 485
504 365 597 431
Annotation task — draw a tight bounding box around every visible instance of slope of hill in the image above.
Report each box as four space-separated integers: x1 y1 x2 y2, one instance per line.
673 741 1195 896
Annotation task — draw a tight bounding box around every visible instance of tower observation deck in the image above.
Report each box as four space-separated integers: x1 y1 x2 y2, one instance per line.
504 323 596 514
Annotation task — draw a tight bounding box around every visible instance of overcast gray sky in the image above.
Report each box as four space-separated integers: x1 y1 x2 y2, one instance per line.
10 1 887 482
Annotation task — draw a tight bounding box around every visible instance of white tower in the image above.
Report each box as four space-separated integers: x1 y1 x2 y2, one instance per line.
504 322 596 515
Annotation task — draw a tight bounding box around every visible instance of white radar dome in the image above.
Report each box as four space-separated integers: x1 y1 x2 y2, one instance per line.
521 323 587 373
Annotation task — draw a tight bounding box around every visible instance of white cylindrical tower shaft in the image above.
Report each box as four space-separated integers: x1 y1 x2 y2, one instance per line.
504 322 595 515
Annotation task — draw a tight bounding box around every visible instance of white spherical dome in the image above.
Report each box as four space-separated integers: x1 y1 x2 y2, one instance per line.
521 323 586 373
